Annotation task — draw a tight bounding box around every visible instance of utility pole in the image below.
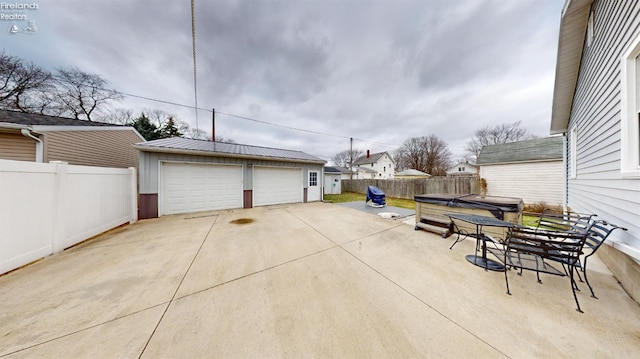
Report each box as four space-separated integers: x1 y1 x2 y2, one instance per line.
349 137 353 179
212 108 215 141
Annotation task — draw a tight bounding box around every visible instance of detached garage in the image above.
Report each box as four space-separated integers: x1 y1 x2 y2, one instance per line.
135 137 325 218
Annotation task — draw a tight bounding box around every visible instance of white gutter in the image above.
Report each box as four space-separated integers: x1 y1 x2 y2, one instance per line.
20 128 44 162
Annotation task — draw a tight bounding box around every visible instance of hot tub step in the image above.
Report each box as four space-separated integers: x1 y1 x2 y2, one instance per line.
415 222 452 238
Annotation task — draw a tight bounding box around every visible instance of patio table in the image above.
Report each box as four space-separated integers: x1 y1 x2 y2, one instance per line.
446 213 516 272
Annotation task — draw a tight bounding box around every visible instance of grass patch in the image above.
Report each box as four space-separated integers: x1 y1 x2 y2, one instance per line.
522 215 539 228
325 192 543 226
324 192 416 210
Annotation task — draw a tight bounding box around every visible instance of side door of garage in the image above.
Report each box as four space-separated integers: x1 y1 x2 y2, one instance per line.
161 162 243 215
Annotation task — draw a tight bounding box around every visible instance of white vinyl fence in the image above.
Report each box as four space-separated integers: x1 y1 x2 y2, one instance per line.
0 160 137 275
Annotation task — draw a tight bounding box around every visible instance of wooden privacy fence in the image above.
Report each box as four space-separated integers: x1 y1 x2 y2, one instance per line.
341 177 480 199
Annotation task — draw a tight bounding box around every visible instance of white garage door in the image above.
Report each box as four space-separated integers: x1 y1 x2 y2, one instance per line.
161 162 243 215
253 166 303 206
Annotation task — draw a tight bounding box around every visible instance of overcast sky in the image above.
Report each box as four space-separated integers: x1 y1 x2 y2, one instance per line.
2 0 565 163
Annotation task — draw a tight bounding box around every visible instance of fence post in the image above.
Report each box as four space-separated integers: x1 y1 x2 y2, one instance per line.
50 161 68 253
129 167 138 223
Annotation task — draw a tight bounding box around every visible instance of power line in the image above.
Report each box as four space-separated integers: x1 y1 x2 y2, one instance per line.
106 87 401 149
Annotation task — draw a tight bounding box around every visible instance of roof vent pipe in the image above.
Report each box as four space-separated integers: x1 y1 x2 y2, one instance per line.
21 129 43 162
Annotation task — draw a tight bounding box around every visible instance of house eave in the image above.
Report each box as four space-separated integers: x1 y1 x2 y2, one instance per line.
550 0 594 135
32 125 146 141
133 144 326 165
478 158 563 166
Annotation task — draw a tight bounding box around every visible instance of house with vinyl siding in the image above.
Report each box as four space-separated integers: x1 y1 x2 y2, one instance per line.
551 0 640 301
353 151 395 179
0 109 144 169
476 136 563 207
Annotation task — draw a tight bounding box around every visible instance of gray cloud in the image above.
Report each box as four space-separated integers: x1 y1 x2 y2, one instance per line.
3 0 565 161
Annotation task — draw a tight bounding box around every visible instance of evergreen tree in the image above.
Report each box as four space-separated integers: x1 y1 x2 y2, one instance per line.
160 116 182 138
130 113 162 140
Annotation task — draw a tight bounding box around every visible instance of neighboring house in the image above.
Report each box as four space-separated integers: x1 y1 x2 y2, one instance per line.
0 109 144 169
354 166 377 179
476 137 563 206
446 161 477 176
333 166 357 180
395 169 431 179
550 0 640 300
353 151 395 179
134 137 326 218
323 167 342 194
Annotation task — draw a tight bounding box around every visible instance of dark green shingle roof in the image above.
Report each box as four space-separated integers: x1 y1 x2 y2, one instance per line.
476 136 563 165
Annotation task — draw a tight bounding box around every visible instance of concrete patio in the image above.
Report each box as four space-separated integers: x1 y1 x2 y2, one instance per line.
1 202 639 358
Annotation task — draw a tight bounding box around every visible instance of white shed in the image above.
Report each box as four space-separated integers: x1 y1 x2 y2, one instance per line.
323 167 342 194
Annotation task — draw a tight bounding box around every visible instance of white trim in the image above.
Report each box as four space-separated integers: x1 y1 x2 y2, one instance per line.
608 240 640 263
570 125 577 179
562 135 568 212
620 31 640 178
586 11 594 47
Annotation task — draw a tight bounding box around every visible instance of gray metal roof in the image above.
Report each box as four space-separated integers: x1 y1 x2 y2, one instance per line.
0 109 118 127
476 136 564 165
324 166 342 174
134 137 325 164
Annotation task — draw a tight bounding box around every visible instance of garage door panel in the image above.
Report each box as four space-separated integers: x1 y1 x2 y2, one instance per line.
162 163 243 215
253 167 302 206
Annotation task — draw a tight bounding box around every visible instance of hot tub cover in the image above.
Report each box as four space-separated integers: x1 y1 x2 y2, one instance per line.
413 193 523 220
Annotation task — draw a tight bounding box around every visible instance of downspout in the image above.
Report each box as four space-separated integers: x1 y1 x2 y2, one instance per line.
21 129 43 162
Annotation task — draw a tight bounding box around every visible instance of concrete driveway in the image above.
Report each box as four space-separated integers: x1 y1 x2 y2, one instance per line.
1 202 639 358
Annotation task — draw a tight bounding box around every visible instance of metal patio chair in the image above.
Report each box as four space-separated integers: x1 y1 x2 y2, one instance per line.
502 225 591 313
543 220 628 299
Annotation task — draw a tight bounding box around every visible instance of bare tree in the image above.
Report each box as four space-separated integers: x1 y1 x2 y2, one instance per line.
465 121 536 162
98 108 135 124
0 51 53 113
395 135 452 176
214 136 235 143
331 148 363 167
52 67 122 121
184 127 210 140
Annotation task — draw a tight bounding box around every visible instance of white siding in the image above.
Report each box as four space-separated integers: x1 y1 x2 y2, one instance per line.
481 161 563 206
567 0 640 259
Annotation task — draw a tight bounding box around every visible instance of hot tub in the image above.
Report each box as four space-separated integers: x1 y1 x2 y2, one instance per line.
414 193 524 240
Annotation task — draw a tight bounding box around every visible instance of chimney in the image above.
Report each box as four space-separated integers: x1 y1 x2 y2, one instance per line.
366 150 370 159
